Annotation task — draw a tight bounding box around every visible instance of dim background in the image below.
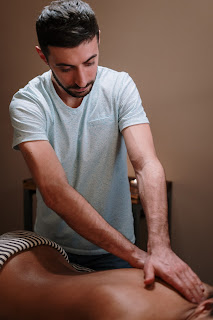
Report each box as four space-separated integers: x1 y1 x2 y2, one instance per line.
1 0 213 283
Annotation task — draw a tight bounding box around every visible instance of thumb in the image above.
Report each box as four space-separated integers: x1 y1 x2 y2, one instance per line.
144 259 155 285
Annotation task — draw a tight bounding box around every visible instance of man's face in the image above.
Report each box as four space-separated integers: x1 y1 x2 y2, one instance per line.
46 36 99 99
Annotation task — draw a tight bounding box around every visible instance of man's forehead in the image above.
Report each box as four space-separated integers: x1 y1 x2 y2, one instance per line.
47 37 99 65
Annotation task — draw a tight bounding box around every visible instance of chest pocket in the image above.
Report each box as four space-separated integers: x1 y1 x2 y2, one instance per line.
84 116 119 158
88 116 115 127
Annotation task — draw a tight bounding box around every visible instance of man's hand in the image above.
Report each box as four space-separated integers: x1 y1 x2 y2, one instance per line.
143 247 205 304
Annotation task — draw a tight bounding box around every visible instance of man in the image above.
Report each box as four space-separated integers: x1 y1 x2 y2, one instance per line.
0 231 213 320
9 0 204 303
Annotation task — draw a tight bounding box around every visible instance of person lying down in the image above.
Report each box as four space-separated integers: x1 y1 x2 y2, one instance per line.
0 231 212 320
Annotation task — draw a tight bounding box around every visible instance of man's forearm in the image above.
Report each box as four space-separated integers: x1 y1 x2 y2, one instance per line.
44 181 147 266
135 158 170 251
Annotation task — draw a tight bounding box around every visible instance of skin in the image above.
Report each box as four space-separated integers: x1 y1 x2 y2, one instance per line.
0 246 212 320
18 36 204 303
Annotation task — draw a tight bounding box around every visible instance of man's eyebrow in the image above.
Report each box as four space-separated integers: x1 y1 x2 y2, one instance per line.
56 54 98 67
84 54 97 63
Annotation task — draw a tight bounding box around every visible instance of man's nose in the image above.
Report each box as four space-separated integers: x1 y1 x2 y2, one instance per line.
75 68 87 88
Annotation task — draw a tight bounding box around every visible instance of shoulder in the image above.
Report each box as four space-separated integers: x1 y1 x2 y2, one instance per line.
96 66 135 98
10 71 51 106
9 71 52 115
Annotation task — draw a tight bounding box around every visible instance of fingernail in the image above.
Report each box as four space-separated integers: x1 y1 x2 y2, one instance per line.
192 298 196 304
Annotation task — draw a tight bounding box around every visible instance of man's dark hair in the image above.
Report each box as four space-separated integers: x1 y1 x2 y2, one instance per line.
36 0 99 57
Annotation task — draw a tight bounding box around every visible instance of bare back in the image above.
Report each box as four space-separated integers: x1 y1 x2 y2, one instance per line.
0 246 196 320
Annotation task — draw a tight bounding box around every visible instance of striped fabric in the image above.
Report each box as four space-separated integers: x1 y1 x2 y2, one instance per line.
0 230 92 273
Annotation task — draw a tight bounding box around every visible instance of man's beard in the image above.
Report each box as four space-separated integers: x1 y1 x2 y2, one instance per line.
52 71 95 98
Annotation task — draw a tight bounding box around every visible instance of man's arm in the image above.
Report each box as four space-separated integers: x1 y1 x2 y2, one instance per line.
122 123 205 303
19 140 147 264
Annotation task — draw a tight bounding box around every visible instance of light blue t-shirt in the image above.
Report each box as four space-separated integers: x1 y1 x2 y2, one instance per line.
10 66 149 255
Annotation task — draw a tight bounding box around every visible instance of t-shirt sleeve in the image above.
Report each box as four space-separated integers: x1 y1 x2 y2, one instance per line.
117 73 149 132
9 91 48 150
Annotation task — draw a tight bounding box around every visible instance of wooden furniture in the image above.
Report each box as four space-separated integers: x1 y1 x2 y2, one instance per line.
23 178 172 249
23 179 36 231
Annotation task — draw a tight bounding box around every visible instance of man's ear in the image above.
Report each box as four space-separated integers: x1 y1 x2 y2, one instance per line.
35 46 49 65
193 299 213 319
98 30 101 45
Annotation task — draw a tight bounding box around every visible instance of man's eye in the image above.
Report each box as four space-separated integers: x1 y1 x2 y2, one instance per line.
85 61 95 67
61 68 71 73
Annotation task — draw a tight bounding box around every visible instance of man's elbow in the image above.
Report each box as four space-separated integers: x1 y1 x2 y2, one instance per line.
39 181 68 211
133 156 165 177
42 191 56 210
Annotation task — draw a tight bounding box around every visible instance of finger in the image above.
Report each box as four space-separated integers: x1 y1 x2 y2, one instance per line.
173 262 205 303
160 269 196 303
177 270 201 304
144 260 155 286
188 268 205 295
166 267 203 304
181 267 205 303
152 262 196 303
